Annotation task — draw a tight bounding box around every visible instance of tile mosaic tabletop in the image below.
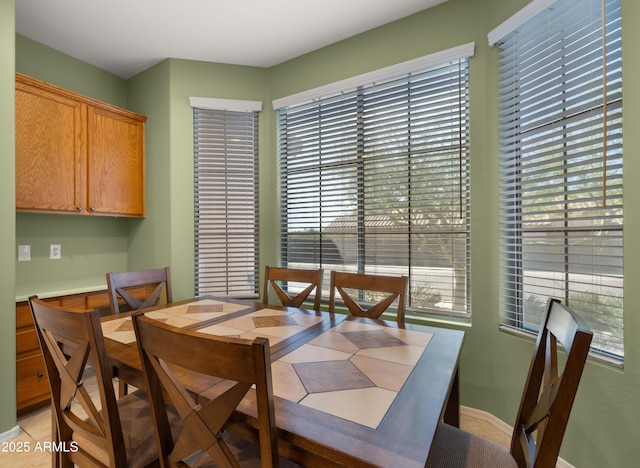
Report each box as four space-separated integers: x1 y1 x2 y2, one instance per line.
103 304 434 430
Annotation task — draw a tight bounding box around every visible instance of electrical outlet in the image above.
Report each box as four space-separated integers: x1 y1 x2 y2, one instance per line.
18 245 31 262
50 244 61 260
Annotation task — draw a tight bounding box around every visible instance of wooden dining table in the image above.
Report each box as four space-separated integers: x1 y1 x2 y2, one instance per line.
100 296 465 467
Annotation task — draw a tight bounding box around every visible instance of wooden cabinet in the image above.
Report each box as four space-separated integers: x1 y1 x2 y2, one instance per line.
16 286 153 415
15 73 146 217
16 301 52 415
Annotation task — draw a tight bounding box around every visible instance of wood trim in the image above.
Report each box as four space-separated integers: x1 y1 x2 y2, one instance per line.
16 72 146 122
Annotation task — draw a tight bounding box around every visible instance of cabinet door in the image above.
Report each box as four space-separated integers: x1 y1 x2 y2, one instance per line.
15 83 86 213
87 106 145 217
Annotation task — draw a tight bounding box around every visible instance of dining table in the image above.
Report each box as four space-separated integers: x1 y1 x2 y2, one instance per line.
100 296 465 467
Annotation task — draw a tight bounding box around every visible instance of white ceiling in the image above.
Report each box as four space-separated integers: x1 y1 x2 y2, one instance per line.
15 0 447 79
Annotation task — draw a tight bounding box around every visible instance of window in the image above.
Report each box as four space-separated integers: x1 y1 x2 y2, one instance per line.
275 45 473 317
192 98 261 297
494 0 623 360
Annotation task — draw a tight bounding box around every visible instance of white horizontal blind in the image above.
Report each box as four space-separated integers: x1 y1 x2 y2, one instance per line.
277 59 471 317
498 0 623 359
193 108 259 297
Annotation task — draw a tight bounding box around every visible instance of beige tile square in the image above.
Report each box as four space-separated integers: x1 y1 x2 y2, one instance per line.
238 331 285 345
189 299 227 306
101 317 130 334
308 331 359 354
332 321 385 333
184 311 234 322
271 361 307 402
248 308 291 317
104 330 136 344
144 310 176 320
279 344 352 364
350 354 413 392
357 345 425 366
162 316 199 328
159 304 190 315
254 325 306 339
300 387 396 429
219 315 257 331
197 324 245 336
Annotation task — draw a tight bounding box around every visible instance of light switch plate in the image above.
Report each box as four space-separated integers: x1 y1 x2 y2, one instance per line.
50 244 61 260
18 245 30 262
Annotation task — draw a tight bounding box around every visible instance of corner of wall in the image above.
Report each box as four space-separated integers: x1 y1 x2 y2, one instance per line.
0 0 17 435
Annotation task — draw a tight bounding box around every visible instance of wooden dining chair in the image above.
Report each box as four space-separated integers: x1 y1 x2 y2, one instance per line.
132 312 280 467
429 298 593 468
263 265 324 311
28 296 168 468
106 266 172 315
106 266 173 396
328 271 408 323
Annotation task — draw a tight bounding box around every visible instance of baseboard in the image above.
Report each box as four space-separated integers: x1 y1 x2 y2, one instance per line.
0 425 20 443
460 406 573 468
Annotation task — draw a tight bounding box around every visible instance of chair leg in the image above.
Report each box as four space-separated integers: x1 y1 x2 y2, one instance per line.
51 408 61 468
118 379 128 398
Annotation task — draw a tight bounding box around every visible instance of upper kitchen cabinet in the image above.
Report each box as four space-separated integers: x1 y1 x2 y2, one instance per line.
15 73 146 217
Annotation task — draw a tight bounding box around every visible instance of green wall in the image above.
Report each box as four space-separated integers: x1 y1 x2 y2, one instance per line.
125 59 271 300
124 61 173 287
0 0 16 438
15 35 127 107
3 1 640 466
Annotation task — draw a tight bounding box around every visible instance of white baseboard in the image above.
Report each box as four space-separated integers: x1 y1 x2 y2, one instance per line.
460 406 573 468
0 425 20 443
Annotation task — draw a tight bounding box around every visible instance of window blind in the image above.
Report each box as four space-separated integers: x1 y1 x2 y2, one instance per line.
497 0 623 359
193 108 259 297
277 57 471 317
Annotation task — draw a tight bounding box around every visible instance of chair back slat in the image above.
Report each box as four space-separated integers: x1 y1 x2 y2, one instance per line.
107 267 172 314
328 271 408 323
263 266 323 311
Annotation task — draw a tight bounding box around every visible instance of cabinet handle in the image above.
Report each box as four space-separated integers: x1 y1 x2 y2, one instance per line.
37 373 44 379
77 205 83 211
90 206 96 212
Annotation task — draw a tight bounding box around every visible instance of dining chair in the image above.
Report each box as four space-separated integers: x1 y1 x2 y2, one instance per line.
106 266 172 315
263 265 324 311
429 298 593 468
132 311 280 467
106 266 173 396
28 295 171 468
328 271 408 323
